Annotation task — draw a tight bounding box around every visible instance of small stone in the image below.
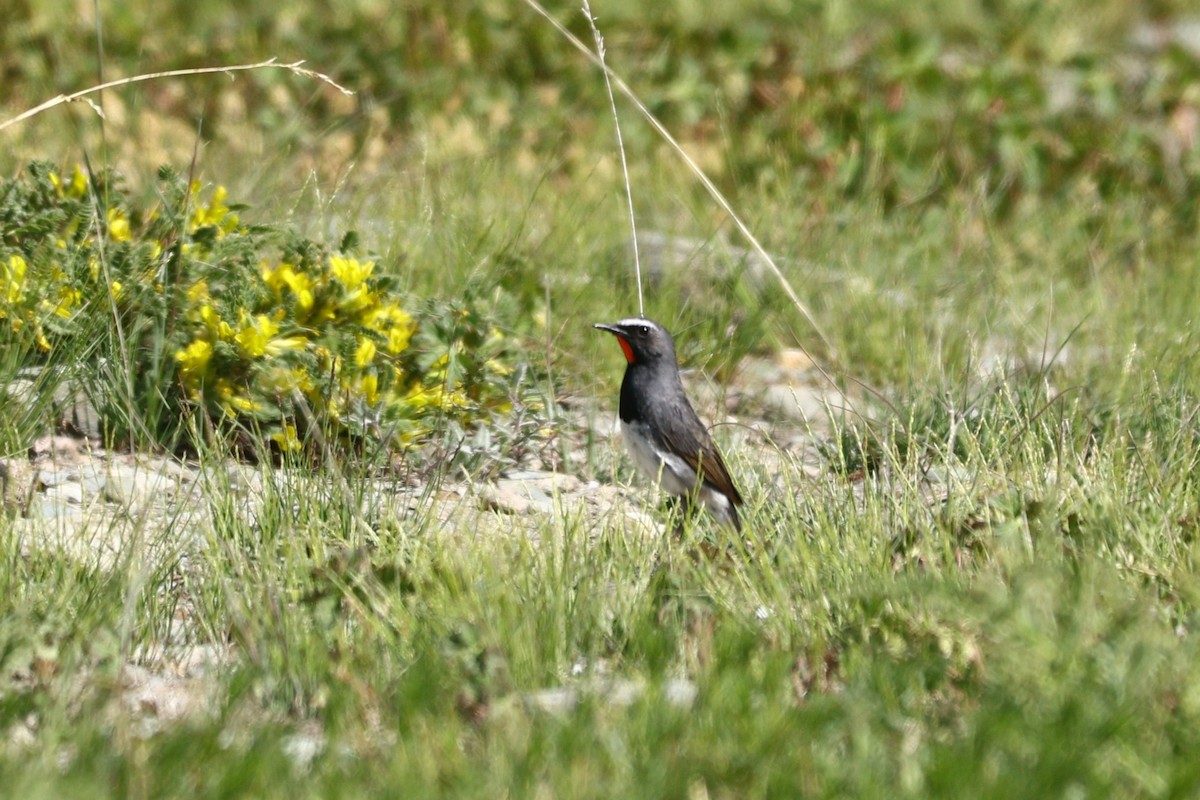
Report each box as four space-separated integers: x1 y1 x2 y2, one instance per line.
30 435 87 462
176 644 227 678
664 678 698 708
58 387 101 439
479 471 583 515
1 459 36 517
776 348 815 373
76 463 108 496
480 483 536 514
121 666 205 723
605 679 644 707
4 378 36 407
44 482 84 505
101 466 178 509
762 384 832 423
27 496 83 523
525 677 696 716
36 464 80 489
7 714 37 749
282 725 326 770
525 687 578 715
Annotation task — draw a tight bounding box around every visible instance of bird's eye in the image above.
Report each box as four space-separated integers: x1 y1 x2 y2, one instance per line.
637 325 649 335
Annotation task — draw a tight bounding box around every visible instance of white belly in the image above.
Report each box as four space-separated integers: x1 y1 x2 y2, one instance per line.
620 420 738 527
621 420 694 495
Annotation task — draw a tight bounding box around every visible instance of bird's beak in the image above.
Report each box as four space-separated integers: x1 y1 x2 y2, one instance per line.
594 322 635 363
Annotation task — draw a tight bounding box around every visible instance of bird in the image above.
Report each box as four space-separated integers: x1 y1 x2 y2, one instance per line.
593 316 744 531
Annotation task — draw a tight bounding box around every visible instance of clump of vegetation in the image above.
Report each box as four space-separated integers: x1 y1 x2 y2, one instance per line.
0 160 528 455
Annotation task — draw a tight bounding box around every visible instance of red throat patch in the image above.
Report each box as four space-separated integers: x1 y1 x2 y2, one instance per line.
616 336 635 364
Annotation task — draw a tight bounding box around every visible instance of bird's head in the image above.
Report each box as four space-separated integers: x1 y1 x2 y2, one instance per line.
593 317 677 366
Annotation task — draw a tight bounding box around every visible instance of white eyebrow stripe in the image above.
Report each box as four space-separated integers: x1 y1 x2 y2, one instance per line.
615 317 660 329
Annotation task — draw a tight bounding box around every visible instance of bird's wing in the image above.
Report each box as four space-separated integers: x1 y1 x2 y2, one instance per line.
658 407 744 506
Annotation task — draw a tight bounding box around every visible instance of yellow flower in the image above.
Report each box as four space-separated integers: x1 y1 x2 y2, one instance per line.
340 287 377 318
485 358 511 377
236 312 307 358
50 286 81 318
107 208 131 242
260 261 287 289
354 336 377 367
259 365 313 395
271 424 303 453
358 373 380 406
177 338 213 371
325 394 345 421
176 339 214 387
68 165 88 198
387 325 414 354
328 255 374 290
110 281 123 300
215 378 261 416
404 382 469 411
51 166 88 199
287 280 315 313
198 305 235 341
269 335 309 356
366 301 399 322
186 280 210 303
2 255 27 304
235 313 280 357
366 302 415 354
261 262 315 311
189 185 239 235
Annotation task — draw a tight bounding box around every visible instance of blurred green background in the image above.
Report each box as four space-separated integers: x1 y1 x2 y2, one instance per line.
7 0 1200 383
7 0 1200 214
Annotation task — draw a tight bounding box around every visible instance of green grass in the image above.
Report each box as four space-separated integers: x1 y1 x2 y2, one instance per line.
5 0 1200 797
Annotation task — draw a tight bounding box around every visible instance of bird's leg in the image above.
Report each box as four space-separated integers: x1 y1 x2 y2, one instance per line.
663 495 689 539
665 494 715 547
680 492 735 562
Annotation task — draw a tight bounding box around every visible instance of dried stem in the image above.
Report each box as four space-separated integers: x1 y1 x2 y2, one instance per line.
581 0 643 318
521 0 835 363
0 58 352 134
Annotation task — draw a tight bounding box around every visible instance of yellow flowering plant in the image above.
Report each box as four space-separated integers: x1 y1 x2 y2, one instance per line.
0 165 96 353
0 161 531 457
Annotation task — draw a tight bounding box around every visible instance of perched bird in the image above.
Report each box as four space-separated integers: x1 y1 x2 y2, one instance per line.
594 317 744 531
